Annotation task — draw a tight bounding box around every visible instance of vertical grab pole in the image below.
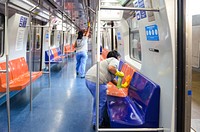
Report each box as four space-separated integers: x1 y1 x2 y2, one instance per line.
61 0 64 55
96 0 101 131
48 13 51 87
70 23 73 57
29 13 33 111
5 1 10 132
92 14 96 65
62 12 64 55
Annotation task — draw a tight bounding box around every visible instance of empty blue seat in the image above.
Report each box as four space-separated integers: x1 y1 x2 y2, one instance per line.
45 48 63 64
118 59 124 71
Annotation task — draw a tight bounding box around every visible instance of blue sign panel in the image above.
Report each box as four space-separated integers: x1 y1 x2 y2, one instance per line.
145 25 159 41
134 0 146 20
46 34 49 39
117 32 121 40
138 0 146 19
19 16 27 28
134 1 140 20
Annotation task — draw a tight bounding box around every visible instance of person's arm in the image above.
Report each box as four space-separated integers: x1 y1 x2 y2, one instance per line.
84 22 90 37
74 41 77 47
107 65 117 75
107 65 124 77
111 78 117 85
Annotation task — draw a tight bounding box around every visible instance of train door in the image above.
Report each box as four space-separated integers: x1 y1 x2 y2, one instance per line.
178 0 200 131
32 27 42 71
26 19 43 71
190 5 200 132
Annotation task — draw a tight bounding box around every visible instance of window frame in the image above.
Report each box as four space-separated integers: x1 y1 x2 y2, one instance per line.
129 26 142 62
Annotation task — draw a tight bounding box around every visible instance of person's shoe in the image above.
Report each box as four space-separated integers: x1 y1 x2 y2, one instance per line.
76 72 79 75
92 125 96 130
99 124 106 128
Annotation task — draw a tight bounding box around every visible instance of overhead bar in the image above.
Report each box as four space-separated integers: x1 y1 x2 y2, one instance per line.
26 25 49 28
88 6 96 14
98 128 166 131
0 70 7 73
100 6 159 12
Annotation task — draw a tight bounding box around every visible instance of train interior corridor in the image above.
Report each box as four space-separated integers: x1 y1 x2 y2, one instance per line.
0 53 95 132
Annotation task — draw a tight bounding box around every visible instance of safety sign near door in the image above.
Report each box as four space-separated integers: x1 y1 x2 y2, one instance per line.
145 24 159 41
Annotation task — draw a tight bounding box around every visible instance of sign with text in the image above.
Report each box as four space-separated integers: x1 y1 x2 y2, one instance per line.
145 24 159 41
134 0 146 20
16 16 28 50
117 32 121 40
19 16 27 28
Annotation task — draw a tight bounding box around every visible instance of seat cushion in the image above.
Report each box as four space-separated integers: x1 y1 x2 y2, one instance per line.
107 96 144 128
107 82 128 97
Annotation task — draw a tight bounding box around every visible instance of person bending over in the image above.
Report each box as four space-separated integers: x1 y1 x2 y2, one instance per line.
85 50 124 129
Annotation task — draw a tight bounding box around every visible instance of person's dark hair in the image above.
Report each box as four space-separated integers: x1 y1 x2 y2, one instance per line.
107 50 121 59
77 31 83 39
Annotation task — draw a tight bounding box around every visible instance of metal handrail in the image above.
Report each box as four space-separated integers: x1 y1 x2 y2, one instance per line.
98 128 166 131
0 70 6 73
100 6 159 12
5 1 10 131
28 0 40 111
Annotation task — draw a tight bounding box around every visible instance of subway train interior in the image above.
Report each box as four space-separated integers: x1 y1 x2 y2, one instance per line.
0 0 199 132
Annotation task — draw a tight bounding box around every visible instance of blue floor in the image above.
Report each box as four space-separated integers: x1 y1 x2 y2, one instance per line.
0 55 95 132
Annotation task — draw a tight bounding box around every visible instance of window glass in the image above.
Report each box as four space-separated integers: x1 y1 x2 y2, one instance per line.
129 18 141 61
130 31 141 61
26 31 34 51
0 14 4 57
26 28 34 51
35 34 41 49
50 31 54 46
57 32 61 46
26 34 30 51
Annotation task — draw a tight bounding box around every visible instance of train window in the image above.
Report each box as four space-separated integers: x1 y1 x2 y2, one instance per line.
27 34 30 51
27 27 35 51
50 31 54 46
65 33 68 44
58 32 61 46
35 27 41 50
0 14 4 57
60 32 63 45
129 30 141 61
26 33 33 51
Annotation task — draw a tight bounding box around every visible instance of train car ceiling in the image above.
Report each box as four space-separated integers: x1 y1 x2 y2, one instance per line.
100 0 124 21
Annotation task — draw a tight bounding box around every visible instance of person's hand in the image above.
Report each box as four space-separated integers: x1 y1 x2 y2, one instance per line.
121 82 128 88
115 70 124 77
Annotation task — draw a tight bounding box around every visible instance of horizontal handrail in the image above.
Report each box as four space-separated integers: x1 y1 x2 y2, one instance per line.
0 70 6 73
100 6 159 12
98 128 165 131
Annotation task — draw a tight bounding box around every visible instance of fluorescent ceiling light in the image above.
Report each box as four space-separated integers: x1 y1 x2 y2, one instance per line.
22 0 36 8
43 10 49 15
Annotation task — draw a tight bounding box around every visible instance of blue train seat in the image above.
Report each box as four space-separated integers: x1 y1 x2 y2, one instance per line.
45 48 63 64
107 71 160 128
118 59 124 71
